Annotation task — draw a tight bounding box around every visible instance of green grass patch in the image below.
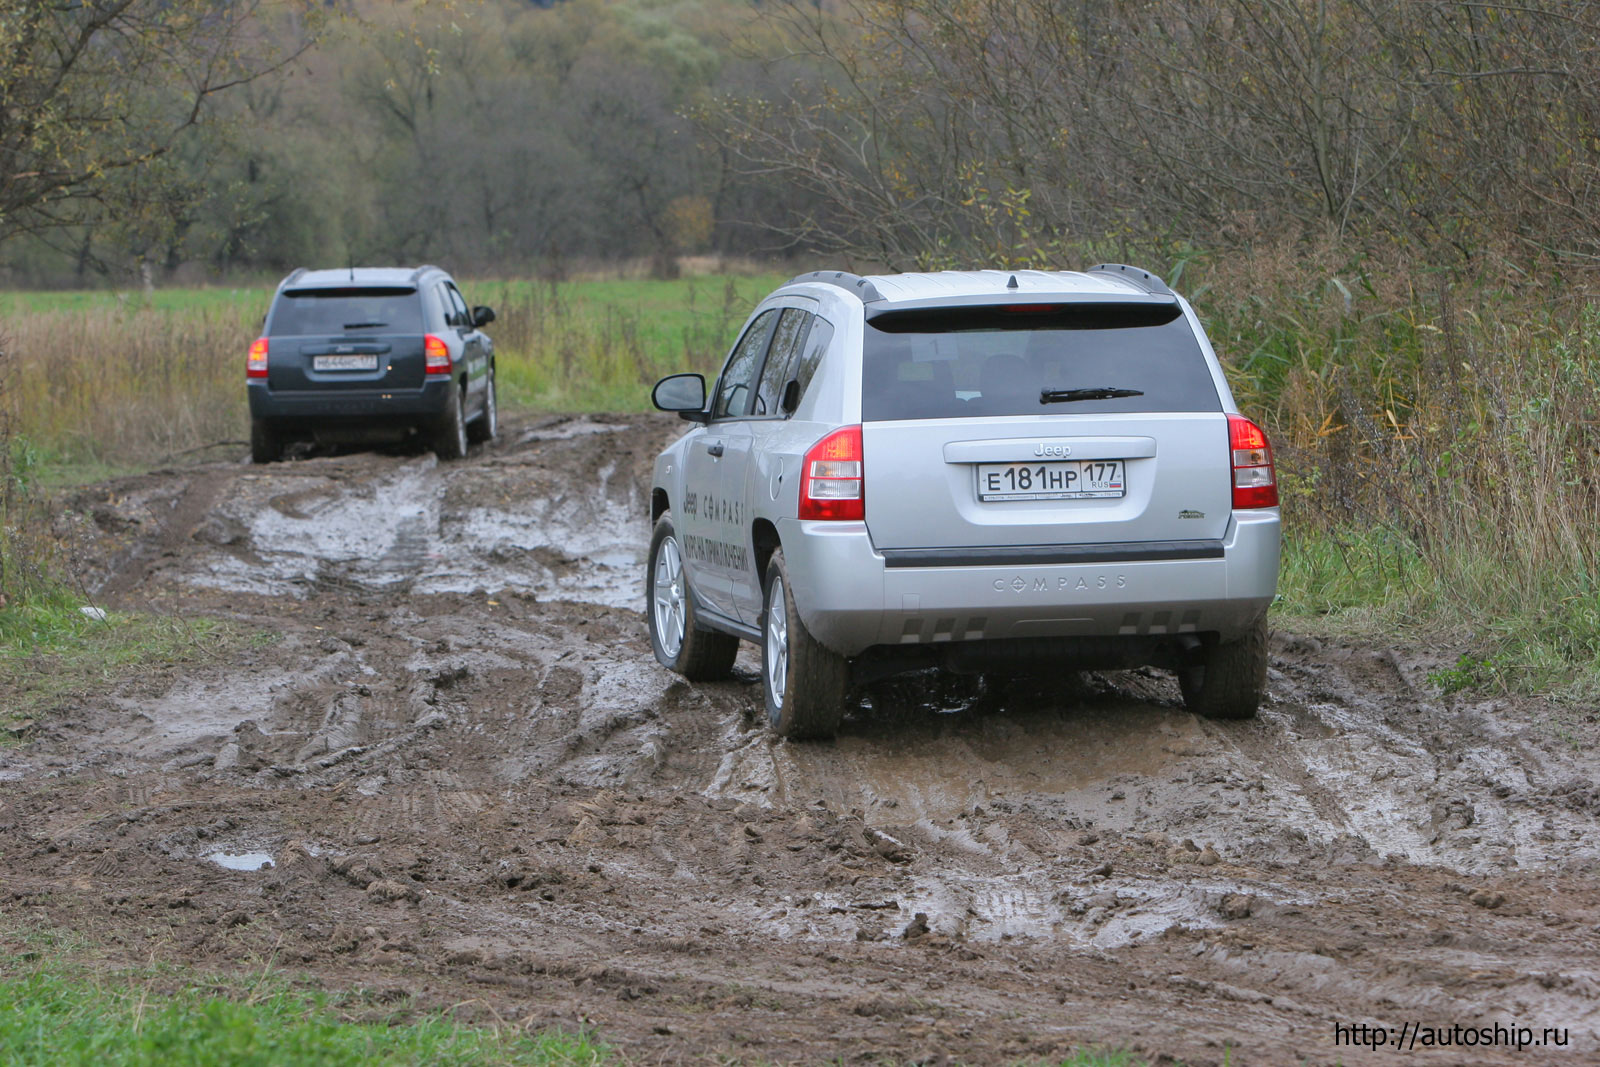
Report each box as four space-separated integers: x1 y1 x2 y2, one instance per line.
0 591 242 724
0 957 1154 1067
0 954 613 1067
1275 523 1600 701
477 274 786 412
1276 524 1433 621
1045 1052 1152 1066
12 436 148 489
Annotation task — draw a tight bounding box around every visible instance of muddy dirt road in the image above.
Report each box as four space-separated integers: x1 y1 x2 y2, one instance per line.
4 413 1599 1065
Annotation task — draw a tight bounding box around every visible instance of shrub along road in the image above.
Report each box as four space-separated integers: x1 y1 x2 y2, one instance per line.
2 413 1597 1065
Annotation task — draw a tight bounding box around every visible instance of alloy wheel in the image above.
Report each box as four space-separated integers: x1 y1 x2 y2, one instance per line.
765 577 789 709
455 389 469 454
653 535 686 658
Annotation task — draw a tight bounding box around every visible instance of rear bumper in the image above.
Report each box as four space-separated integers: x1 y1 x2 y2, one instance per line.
775 510 1279 657
248 379 452 420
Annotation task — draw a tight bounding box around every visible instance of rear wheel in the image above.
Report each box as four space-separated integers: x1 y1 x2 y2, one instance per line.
250 418 282 464
434 382 469 461
1178 617 1268 720
762 549 849 740
467 368 497 444
647 512 737 680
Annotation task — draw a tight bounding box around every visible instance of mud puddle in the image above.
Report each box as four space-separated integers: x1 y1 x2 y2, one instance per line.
6 412 1600 1066
95 416 650 608
205 850 275 871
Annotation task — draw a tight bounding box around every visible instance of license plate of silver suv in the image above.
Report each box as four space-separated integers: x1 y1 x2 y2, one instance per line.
976 459 1125 501
646 265 1281 739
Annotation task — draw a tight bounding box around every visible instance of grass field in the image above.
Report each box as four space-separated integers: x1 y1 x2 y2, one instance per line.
471 275 785 411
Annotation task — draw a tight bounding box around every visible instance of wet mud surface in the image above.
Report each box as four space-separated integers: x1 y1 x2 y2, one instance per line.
4 412 1600 1064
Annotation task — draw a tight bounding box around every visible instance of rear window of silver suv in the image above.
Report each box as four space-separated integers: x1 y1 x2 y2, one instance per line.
861 302 1221 421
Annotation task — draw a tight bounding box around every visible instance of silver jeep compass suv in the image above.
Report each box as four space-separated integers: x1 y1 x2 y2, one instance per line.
646 266 1279 738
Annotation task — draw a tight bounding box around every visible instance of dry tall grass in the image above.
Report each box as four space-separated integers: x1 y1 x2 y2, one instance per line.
1192 243 1600 690
6 305 253 469
1202 249 1600 576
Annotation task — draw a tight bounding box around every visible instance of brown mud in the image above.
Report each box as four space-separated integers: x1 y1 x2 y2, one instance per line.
3 412 1598 1065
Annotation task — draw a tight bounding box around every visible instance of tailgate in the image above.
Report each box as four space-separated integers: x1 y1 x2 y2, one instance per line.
858 299 1231 552
267 335 428 391
265 286 429 391
863 414 1232 550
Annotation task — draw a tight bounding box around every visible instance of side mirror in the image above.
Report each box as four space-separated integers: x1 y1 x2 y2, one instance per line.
471 305 496 328
780 379 802 415
652 373 708 422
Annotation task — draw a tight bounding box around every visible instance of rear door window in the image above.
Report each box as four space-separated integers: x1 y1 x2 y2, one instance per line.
861 302 1220 420
270 288 423 335
430 284 453 326
713 309 779 419
752 309 812 417
444 284 471 327
792 318 832 399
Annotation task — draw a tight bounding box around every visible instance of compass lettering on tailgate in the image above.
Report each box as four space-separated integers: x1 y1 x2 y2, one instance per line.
994 574 1127 592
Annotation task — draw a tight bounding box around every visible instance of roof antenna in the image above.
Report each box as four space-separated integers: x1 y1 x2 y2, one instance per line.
1006 274 1019 289
348 252 355 282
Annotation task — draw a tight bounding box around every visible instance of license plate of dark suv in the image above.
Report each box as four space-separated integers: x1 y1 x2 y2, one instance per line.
976 459 1125 501
313 354 378 371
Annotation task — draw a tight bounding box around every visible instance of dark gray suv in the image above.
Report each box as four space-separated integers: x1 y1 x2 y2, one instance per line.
247 265 497 463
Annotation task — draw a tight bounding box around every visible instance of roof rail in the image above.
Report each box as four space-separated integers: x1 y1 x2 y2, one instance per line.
281 267 308 288
410 264 442 284
1086 263 1172 296
787 269 884 304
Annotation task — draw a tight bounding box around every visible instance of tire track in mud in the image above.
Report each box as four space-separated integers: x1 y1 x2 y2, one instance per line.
91 466 236 599
9 412 1600 1065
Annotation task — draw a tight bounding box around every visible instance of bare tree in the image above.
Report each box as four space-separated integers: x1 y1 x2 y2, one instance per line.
0 0 321 245
705 0 1600 267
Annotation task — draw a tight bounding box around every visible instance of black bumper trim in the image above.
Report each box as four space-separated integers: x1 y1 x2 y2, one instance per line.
881 539 1226 568
249 380 450 420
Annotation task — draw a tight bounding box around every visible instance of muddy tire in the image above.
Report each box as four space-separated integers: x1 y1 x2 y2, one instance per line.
1179 616 1268 720
250 418 282 464
762 549 848 740
467 369 497 444
647 512 738 681
434 382 469 461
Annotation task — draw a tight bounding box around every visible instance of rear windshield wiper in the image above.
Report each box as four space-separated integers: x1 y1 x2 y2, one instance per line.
1040 386 1145 404
342 321 388 330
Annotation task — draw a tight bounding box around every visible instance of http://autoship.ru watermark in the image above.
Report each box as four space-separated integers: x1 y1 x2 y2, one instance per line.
1335 1021 1571 1053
